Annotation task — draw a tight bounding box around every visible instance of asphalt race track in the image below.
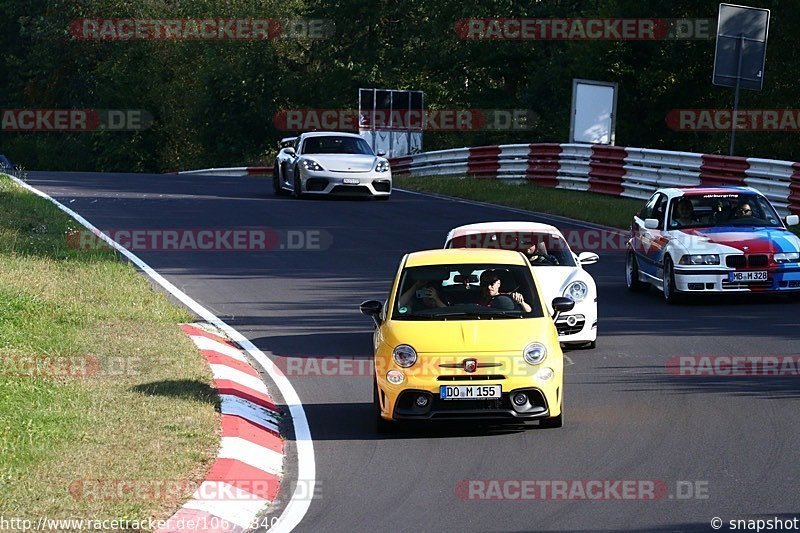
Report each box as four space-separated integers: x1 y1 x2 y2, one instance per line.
27 171 800 532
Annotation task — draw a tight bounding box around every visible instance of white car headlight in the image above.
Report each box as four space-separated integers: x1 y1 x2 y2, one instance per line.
302 160 324 172
523 342 547 365
679 254 720 265
774 252 800 263
375 160 390 172
564 281 588 302
392 344 417 368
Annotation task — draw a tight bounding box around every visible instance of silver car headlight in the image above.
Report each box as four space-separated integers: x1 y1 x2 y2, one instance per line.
774 252 800 264
564 281 588 302
679 254 719 265
375 160 390 173
302 160 324 172
523 342 547 365
392 344 417 368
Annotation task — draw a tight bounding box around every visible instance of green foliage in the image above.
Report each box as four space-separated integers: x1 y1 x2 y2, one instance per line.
0 0 798 171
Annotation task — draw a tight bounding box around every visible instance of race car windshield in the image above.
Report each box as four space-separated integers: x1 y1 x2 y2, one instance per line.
302 136 374 155
392 264 544 320
448 232 576 267
668 193 784 229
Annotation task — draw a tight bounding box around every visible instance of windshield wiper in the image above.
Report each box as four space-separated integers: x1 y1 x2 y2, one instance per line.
430 311 522 319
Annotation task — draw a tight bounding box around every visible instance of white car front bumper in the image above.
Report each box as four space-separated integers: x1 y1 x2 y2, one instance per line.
299 168 392 197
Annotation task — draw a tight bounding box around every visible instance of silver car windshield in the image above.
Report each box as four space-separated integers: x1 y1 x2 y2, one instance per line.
302 136 374 155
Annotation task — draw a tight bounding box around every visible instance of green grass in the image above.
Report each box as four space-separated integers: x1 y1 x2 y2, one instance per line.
395 176 800 237
0 175 219 524
395 176 643 228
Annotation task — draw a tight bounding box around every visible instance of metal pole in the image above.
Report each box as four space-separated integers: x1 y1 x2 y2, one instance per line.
730 34 744 156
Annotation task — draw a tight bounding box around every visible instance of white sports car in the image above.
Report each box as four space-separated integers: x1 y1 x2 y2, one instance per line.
445 221 599 348
273 132 391 199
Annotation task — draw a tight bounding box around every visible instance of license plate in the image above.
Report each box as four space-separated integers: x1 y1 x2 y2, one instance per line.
729 271 768 282
342 178 360 184
439 385 501 400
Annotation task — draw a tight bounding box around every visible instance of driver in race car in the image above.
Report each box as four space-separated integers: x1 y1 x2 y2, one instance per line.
478 270 532 313
525 241 559 266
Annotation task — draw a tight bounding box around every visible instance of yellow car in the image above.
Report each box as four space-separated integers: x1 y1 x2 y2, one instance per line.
360 248 574 432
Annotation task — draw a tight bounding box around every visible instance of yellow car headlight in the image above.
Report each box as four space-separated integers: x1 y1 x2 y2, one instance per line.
392 344 417 368
523 342 547 365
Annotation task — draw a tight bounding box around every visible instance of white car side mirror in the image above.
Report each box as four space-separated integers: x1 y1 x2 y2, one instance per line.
644 218 660 230
785 215 799 227
577 252 599 265
284 147 296 156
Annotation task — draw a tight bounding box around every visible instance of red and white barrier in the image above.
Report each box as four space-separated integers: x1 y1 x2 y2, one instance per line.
388 143 800 215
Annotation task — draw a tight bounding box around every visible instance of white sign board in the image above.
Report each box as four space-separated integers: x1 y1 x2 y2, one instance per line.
570 79 618 145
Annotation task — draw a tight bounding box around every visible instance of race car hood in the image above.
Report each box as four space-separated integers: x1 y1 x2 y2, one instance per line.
382 318 556 354
302 154 377 172
674 226 800 254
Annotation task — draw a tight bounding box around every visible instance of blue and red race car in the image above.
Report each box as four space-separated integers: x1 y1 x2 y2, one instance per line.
626 186 800 303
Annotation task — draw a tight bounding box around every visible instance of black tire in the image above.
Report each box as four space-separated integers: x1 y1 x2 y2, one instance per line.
540 400 563 429
662 256 682 304
292 169 303 199
374 382 393 434
625 251 648 292
273 162 288 196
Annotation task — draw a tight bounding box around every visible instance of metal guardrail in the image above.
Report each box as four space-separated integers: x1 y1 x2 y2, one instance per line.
389 143 800 216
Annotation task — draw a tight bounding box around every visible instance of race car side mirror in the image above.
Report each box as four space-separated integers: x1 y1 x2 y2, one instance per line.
577 252 599 265
377 150 387 157
284 147 296 156
360 300 383 326
785 215 799 227
551 297 575 321
644 218 660 230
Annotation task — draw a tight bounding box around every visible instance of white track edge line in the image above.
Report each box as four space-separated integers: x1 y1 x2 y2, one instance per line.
8 175 314 533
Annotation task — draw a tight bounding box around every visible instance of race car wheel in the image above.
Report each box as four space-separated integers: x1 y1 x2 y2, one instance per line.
539 398 563 428
292 169 303 199
662 256 682 304
626 251 648 292
273 162 288 196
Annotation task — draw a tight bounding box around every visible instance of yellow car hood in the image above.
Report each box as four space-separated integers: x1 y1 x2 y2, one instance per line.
382 318 556 354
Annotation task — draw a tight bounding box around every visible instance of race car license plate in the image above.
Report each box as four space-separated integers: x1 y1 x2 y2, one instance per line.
439 385 501 400
729 271 768 282
342 178 360 184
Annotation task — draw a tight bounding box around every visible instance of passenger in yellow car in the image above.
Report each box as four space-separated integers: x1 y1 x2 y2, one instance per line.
397 280 447 311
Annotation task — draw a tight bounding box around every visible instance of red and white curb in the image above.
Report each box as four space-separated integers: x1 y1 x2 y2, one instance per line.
157 323 284 533
7 174 315 533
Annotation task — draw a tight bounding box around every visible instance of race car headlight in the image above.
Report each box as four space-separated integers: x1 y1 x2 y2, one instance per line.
302 160 324 172
564 281 588 302
375 160 390 173
774 252 800 264
523 342 547 365
679 254 720 265
392 344 417 368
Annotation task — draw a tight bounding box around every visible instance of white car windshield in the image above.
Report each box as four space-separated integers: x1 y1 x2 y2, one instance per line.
668 193 783 229
302 136 374 155
448 232 576 267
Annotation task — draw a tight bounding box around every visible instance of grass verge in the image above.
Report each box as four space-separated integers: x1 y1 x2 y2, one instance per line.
0 175 219 524
396 176 643 228
396 176 800 237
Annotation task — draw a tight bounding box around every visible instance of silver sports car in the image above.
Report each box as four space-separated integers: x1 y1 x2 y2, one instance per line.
273 132 392 199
